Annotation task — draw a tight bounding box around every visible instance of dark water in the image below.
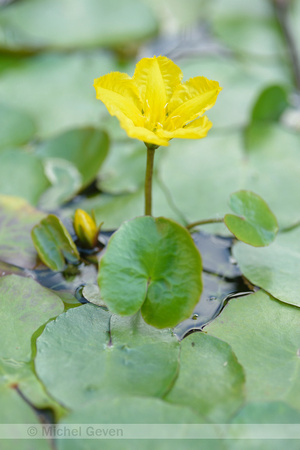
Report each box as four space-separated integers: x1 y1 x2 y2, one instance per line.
173 231 253 339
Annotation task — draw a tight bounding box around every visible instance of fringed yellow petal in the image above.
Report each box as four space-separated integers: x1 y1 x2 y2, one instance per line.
118 114 169 146
165 77 222 130
133 56 183 130
94 72 144 126
158 116 212 141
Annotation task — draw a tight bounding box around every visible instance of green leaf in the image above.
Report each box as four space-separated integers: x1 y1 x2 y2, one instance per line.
0 52 122 137
31 214 79 271
232 401 300 424
166 333 245 422
251 85 288 123
232 227 300 308
0 275 64 362
82 284 106 307
35 304 180 409
98 216 202 328
0 149 50 205
59 395 203 424
39 158 82 209
0 0 158 51
0 386 52 450
36 127 109 190
0 103 36 150
97 140 147 194
206 290 300 411
0 195 45 269
224 190 278 246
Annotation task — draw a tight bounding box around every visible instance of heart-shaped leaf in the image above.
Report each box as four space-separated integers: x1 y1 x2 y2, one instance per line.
98 216 202 328
0 195 45 269
31 214 79 271
224 190 278 246
35 304 180 409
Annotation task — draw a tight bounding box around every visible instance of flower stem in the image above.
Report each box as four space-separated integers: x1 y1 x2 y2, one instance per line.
144 144 157 216
186 217 224 230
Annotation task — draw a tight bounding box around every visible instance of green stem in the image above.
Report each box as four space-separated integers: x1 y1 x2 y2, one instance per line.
186 217 224 230
144 145 157 216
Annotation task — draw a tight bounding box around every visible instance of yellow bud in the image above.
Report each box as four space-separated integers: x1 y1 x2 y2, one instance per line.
74 209 99 248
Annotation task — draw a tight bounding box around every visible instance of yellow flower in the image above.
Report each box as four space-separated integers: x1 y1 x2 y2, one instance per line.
94 56 222 147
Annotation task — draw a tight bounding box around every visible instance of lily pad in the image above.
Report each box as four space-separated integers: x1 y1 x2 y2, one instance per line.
206 290 300 411
165 333 245 422
97 140 147 194
0 195 45 269
82 284 106 307
224 190 278 246
31 214 80 271
36 127 109 190
0 275 64 362
209 0 285 58
0 148 50 205
38 158 82 210
160 126 300 233
0 103 36 150
0 0 158 51
58 397 219 450
232 401 300 424
98 216 202 328
0 52 122 137
232 227 300 308
35 304 180 409
0 386 52 450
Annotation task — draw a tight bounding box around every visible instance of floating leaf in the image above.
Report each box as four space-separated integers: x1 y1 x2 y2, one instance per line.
82 284 106 307
36 127 109 189
35 304 180 409
97 140 148 194
0 0 158 51
0 103 36 150
98 216 202 328
0 149 50 205
206 290 300 411
224 190 278 246
232 401 300 424
0 195 45 269
0 52 121 137
233 227 300 308
0 386 52 450
58 395 203 424
31 215 79 271
166 333 245 422
39 158 82 209
0 275 64 362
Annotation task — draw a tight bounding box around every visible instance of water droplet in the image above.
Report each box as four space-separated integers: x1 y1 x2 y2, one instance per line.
192 314 199 320
223 361 228 367
208 296 217 302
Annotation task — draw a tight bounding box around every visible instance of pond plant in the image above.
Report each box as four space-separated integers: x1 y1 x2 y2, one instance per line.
1 3 300 441
32 56 278 329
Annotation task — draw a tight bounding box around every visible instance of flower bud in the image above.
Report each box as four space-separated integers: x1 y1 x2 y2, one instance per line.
74 209 99 249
